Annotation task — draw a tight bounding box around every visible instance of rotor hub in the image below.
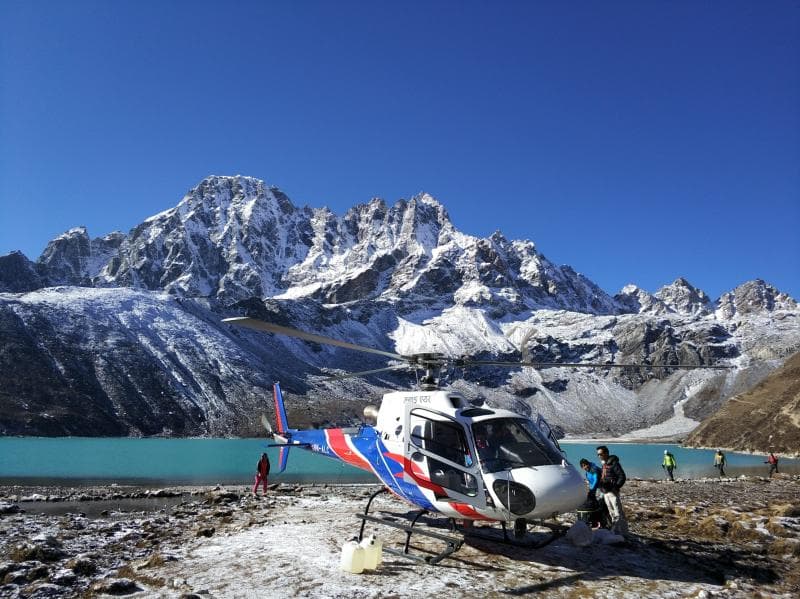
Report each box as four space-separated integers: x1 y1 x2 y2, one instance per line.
406 353 447 390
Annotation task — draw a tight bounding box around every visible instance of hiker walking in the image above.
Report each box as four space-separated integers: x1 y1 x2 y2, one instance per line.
253 452 271 496
766 452 779 478
713 450 727 477
662 450 677 481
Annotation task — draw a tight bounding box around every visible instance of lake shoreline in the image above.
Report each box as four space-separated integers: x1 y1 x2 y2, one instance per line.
563 436 800 460
5 437 797 485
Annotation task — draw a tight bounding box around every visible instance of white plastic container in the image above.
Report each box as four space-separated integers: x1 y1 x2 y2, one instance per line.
359 534 383 570
340 540 366 573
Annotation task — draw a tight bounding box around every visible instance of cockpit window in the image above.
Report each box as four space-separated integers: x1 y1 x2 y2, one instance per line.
472 418 563 473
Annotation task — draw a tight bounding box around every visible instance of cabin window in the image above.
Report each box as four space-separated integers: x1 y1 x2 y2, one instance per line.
535 414 562 451
409 409 477 497
409 410 472 467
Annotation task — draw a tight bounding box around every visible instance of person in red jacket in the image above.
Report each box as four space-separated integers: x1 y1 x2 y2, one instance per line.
766 452 779 478
253 452 271 496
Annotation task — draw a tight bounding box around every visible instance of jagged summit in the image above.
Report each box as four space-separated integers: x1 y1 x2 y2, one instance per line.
716 279 798 320
1 176 628 314
654 277 713 316
614 278 713 316
614 284 671 315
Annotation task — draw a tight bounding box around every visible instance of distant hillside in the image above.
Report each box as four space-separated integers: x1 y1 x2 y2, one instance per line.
685 352 800 456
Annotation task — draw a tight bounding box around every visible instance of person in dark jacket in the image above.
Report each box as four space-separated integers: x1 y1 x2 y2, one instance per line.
253 452 271 496
596 445 628 535
714 450 727 476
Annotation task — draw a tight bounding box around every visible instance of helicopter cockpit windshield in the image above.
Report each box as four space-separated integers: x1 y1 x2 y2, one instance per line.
472 418 564 473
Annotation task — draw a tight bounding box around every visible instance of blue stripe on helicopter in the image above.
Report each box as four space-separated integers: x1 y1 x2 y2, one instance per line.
286 426 436 511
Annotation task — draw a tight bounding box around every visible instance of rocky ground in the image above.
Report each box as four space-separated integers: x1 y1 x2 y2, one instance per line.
1 475 799 598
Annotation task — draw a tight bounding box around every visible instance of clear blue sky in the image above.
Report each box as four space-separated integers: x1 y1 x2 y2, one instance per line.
1 0 798 301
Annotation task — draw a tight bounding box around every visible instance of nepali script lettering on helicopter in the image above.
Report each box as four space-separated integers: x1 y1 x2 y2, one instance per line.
403 395 432 404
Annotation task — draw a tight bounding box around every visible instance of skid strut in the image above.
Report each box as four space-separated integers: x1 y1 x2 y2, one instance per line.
356 487 463 564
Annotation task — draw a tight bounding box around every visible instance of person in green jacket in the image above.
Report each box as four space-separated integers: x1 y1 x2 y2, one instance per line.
662 450 677 481
714 450 727 477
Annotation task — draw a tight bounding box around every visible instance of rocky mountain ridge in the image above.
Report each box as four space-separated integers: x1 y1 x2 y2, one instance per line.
4 176 795 318
1 175 798 441
685 351 800 455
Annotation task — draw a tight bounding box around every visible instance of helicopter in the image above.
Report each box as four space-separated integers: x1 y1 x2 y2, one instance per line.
223 316 730 562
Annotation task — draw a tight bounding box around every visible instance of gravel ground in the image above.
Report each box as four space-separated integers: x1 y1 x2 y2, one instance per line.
1 475 799 598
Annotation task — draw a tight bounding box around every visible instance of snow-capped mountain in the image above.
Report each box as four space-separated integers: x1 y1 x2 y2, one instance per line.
1 175 798 438
1 176 620 314
716 279 798 320
614 278 716 317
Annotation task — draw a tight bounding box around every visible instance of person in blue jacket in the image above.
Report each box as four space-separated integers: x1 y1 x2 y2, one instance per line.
579 458 609 528
579 458 601 499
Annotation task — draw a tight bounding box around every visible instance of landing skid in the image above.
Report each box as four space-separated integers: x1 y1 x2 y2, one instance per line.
356 488 463 565
455 518 567 549
355 488 566 564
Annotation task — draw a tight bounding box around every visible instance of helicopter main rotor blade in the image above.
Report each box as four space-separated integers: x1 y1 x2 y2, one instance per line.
222 317 404 360
324 364 411 381
463 360 732 370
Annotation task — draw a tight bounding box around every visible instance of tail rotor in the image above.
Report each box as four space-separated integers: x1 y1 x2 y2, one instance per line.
260 413 274 438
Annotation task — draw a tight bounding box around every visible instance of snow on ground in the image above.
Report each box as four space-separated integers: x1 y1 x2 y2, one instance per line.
158 494 494 598
146 488 743 599
620 396 699 440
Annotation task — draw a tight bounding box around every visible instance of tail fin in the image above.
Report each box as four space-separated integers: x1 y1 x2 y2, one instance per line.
272 382 291 474
273 382 289 435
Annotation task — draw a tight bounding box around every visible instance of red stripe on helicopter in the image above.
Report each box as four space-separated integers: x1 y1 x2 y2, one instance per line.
272 387 287 433
325 429 371 471
450 503 494 521
402 457 447 496
381 451 404 466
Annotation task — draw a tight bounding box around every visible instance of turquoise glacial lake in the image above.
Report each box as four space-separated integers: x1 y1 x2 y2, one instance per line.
0 437 796 486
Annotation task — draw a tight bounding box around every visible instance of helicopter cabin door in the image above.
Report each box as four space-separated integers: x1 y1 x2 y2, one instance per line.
404 407 486 508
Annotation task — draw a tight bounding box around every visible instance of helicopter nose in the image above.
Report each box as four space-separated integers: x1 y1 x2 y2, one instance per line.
492 464 585 519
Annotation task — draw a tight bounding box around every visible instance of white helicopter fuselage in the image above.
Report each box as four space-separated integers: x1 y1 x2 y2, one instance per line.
371 390 586 522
